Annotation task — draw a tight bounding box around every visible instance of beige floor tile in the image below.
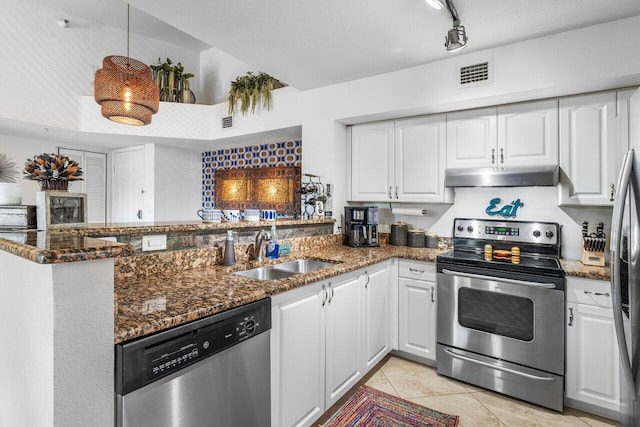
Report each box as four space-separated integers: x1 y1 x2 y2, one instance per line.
364 369 398 396
564 408 620 427
473 391 590 427
380 356 469 398
409 393 506 427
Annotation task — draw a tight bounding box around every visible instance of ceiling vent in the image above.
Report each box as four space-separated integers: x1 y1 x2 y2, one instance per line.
458 58 492 88
221 116 233 129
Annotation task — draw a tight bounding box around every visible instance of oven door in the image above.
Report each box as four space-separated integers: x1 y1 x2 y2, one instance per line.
437 268 565 375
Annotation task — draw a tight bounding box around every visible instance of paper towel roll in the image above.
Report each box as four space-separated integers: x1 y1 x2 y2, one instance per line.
391 208 427 216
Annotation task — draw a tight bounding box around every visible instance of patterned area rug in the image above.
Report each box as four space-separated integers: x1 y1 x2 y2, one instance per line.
325 385 460 427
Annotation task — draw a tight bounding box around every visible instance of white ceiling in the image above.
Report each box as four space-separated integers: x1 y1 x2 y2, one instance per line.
24 0 640 90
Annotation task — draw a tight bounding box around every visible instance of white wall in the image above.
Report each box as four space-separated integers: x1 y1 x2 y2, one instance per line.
200 46 253 105
153 144 202 221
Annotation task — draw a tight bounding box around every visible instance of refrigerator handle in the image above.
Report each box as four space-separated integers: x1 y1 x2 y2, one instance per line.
611 149 637 397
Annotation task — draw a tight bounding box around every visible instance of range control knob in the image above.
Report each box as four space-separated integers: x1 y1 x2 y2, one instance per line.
532 230 541 238
457 225 464 232
546 230 554 239
467 226 474 233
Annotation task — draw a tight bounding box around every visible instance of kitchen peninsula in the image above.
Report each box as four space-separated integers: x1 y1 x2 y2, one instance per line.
0 219 610 427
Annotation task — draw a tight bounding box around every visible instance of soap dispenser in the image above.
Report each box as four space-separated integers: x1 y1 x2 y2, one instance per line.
222 230 236 266
266 225 279 259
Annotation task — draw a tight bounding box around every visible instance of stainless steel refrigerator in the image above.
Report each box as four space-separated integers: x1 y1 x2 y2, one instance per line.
611 87 640 426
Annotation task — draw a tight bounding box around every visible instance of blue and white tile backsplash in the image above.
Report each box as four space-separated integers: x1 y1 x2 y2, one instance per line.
202 140 302 209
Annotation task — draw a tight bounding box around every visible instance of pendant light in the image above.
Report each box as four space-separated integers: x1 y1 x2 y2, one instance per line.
94 5 159 126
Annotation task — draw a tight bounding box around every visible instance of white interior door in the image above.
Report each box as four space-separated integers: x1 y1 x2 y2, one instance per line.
112 147 145 222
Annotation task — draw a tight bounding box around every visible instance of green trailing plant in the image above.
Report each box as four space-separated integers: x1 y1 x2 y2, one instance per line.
228 71 280 115
150 58 195 103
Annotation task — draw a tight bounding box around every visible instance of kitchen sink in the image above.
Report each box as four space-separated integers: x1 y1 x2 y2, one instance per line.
233 267 296 281
233 258 338 281
271 259 337 274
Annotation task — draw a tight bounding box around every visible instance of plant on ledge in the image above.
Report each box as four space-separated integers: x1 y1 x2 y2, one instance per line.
150 57 196 104
228 71 284 115
23 153 83 191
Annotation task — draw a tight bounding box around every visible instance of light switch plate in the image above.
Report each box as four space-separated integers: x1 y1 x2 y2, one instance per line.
142 234 167 251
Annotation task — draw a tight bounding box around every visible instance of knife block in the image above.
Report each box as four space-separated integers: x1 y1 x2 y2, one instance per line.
580 240 605 267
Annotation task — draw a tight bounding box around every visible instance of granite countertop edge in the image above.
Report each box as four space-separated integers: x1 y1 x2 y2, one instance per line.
115 246 612 344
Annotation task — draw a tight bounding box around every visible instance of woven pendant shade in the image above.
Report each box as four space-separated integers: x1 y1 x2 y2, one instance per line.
94 55 159 126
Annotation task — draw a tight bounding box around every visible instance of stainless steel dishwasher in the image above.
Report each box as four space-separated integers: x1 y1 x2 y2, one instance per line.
115 298 271 427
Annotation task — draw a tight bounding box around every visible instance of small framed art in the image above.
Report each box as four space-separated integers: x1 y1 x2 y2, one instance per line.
36 191 87 230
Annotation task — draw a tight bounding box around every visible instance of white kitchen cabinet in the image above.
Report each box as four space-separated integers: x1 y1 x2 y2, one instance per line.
349 116 451 203
325 274 363 408
349 121 394 201
271 262 393 426
559 91 626 205
565 277 620 417
446 99 558 169
363 262 392 370
271 281 326 427
398 260 437 362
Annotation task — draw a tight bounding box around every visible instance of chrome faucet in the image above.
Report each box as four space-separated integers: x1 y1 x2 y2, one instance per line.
251 230 271 262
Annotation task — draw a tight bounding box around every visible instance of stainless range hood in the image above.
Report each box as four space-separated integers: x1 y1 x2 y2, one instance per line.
445 165 559 187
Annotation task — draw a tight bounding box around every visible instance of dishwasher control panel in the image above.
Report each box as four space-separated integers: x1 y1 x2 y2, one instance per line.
116 298 271 395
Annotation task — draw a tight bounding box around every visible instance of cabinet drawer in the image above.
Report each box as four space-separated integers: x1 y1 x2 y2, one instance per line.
566 277 612 308
398 260 436 281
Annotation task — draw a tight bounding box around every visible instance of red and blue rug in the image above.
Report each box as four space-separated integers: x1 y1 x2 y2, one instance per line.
325 385 460 427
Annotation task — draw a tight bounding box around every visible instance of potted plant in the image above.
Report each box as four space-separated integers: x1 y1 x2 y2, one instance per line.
228 71 283 115
0 153 21 205
150 58 196 103
23 153 83 191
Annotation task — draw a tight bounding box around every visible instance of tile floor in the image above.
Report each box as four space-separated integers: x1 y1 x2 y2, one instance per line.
317 356 619 427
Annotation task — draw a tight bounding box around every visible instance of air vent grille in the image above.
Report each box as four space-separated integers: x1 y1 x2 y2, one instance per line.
460 62 489 86
222 116 233 129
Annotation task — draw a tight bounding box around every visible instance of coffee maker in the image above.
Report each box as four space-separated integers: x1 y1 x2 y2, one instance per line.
344 206 379 247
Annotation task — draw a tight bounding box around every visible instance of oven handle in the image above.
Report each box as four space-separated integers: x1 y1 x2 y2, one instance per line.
440 269 557 289
442 347 556 382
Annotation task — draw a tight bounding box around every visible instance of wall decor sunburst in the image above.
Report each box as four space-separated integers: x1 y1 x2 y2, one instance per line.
0 153 18 183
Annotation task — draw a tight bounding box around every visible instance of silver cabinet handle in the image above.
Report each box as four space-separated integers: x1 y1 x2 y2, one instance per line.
328 282 334 303
610 183 615 202
364 271 370 289
500 148 504 164
442 347 556 382
322 284 327 307
431 286 435 303
568 307 574 326
584 290 611 297
409 267 425 274
491 148 495 164
137 209 142 219
441 269 556 288
395 186 399 199
388 186 392 199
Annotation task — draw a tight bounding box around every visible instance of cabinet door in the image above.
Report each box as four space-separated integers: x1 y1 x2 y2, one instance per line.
446 107 497 168
271 283 326 427
363 263 391 370
350 122 394 201
566 302 620 412
559 92 620 205
497 99 558 167
394 115 451 203
325 276 363 408
398 277 437 362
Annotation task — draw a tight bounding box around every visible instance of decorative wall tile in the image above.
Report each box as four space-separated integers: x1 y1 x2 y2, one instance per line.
202 140 302 209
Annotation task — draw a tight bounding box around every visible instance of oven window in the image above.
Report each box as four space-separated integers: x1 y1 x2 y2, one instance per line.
458 288 534 341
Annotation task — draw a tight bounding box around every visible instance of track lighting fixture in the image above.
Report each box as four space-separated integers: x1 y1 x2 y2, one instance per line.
424 0 445 10
443 0 468 52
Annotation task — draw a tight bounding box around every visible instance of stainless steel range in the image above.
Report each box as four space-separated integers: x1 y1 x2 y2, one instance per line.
436 218 565 411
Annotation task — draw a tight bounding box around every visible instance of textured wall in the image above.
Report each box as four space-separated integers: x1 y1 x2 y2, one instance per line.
202 140 302 209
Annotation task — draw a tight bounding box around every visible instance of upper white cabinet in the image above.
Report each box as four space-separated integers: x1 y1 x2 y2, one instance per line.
446 99 559 169
349 116 452 203
558 91 628 206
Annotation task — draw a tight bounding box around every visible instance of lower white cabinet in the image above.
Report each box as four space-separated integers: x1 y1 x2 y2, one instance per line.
271 261 392 427
565 277 620 416
398 261 437 362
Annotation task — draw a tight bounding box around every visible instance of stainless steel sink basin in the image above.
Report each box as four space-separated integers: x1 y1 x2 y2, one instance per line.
233 267 296 281
233 258 338 281
272 259 337 274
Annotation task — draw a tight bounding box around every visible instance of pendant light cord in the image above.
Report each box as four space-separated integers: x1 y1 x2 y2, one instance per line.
127 4 130 58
